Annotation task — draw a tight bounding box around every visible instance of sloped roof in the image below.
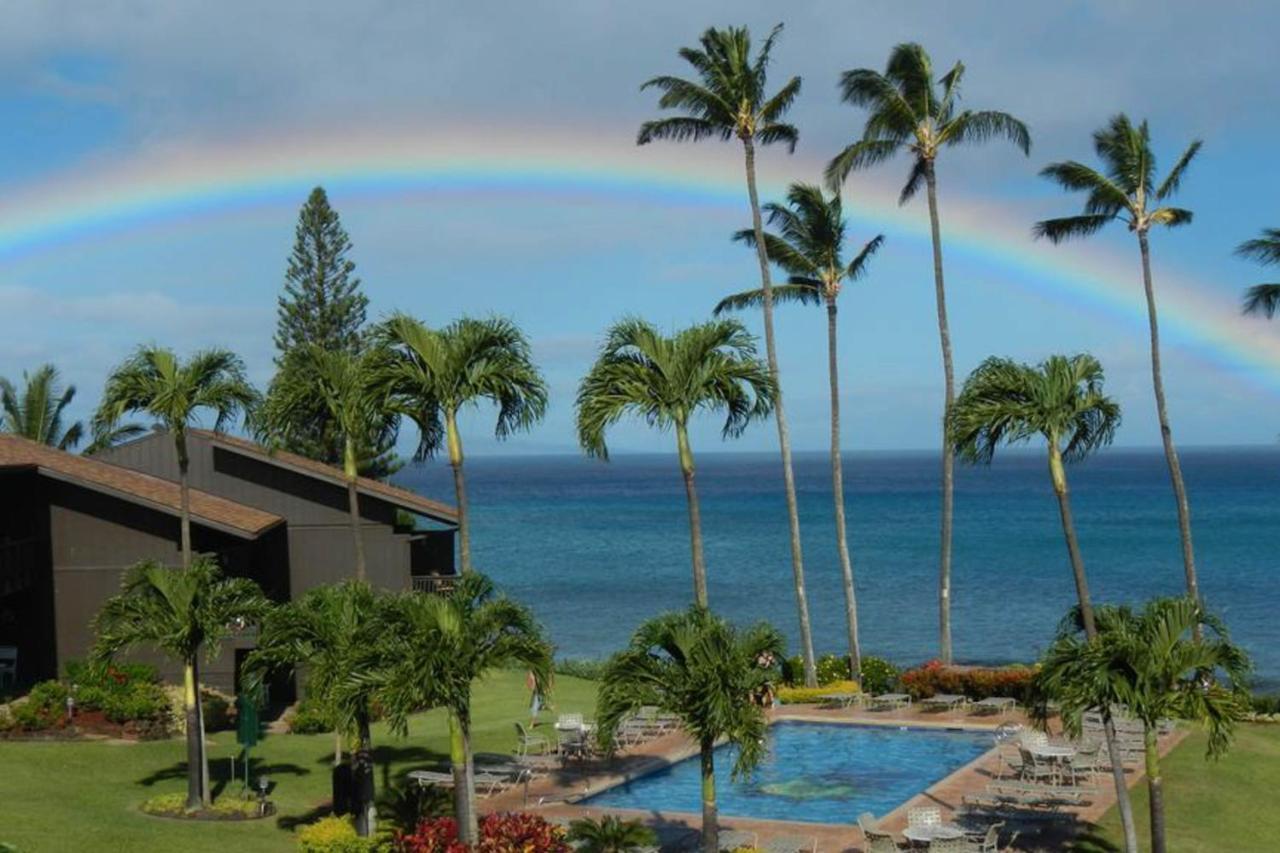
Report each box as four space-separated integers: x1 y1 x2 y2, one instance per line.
193 430 458 524
0 433 283 538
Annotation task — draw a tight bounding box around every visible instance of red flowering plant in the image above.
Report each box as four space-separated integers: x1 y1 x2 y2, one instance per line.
396 813 570 853
899 660 1037 702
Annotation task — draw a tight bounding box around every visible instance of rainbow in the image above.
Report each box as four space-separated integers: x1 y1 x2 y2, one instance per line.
1 123 1276 392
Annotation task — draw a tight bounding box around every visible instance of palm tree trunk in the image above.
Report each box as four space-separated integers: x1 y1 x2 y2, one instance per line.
176 431 192 570
742 136 817 688
344 436 367 581
676 422 708 607
1144 723 1167 853
700 737 718 853
827 299 861 679
196 655 209 806
1048 446 1140 853
923 163 956 666
449 708 479 844
352 710 376 837
182 659 203 810
1137 231 1199 618
446 411 472 573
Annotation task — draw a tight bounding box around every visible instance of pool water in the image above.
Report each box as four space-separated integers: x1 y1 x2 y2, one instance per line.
583 722 991 824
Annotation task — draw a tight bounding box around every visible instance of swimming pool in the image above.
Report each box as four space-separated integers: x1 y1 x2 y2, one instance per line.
583 721 991 824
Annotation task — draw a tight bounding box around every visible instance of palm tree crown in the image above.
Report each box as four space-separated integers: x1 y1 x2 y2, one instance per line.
1034 114 1200 242
0 364 84 451
637 24 799 150
825 42 1030 199
576 318 774 460
951 354 1120 464
714 183 884 313
1236 227 1280 318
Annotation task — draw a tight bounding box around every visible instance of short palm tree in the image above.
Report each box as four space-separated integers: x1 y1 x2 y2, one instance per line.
567 816 659 853
639 24 819 687
245 581 386 836
93 347 258 569
91 556 269 809
0 364 85 450
378 313 548 573
1236 228 1280 318
826 43 1030 667
254 344 397 581
715 183 883 680
1037 597 1251 853
950 353 1139 851
365 573 551 845
597 608 782 853
576 318 775 607
1035 114 1202 618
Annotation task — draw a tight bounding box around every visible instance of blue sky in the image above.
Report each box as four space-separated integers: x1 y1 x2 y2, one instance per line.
1 1 1278 455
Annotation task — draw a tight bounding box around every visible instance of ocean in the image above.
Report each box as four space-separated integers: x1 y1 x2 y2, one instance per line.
396 447 1280 689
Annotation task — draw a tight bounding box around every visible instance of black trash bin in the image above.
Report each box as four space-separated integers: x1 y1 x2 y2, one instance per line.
331 763 353 815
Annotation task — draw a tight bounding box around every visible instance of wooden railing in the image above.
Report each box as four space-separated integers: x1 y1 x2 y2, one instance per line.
410 575 457 595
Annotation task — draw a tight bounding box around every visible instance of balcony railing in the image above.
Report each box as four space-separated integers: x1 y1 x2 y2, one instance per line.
410 575 457 595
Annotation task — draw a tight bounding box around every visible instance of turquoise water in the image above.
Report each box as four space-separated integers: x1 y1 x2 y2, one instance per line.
398 447 1280 686
581 722 991 823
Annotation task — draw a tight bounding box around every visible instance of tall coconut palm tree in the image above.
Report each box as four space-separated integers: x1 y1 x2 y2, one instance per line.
0 364 85 450
378 314 548 573
826 43 1030 667
596 607 782 853
364 573 551 845
245 581 386 836
1035 114 1202 617
576 318 775 607
94 347 257 570
92 557 269 809
253 344 397 581
1037 597 1251 853
638 24 819 686
1236 228 1280 318
950 353 1139 853
714 183 883 680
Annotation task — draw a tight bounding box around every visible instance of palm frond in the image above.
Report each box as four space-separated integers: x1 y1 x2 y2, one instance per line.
1243 284 1280 318
1149 207 1194 229
1156 139 1202 201
846 235 886 280
825 139 902 191
712 283 821 315
943 110 1031 155
1032 214 1114 244
1235 229 1280 265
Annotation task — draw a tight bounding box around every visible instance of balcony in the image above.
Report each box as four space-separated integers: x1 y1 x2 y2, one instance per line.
410 574 457 595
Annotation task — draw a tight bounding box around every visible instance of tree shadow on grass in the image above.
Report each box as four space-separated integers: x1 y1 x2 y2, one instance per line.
1067 827 1123 853
137 757 311 793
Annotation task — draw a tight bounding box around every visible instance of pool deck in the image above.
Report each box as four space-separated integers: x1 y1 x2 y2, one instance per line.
481 704 1185 851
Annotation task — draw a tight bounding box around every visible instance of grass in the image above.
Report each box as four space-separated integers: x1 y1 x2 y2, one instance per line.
1088 723 1280 852
0 669 596 853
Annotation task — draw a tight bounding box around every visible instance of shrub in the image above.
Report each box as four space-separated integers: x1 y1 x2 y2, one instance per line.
11 680 69 730
898 661 1037 703
202 689 235 731
815 653 850 685
102 682 171 725
140 792 264 819
777 680 859 705
554 658 605 681
1251 694 1280 716
0 706 14 733
567 815 657 853
298 815 379 852
859 656 899 695
396 813 569 853
289 698 334 734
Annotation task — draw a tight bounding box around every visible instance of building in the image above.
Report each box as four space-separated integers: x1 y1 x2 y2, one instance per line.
0 429 458 691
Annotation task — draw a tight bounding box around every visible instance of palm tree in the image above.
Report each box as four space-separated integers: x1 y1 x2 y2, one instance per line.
1035 114 1202 616
576 318 775 607
93 347 257 570
378 314 548 573
253 344 397 581
949 353 1139 852
715 183 883 680
1236 228 1280 318
638 24 819 686
91 556 269 809
245 581 386 836
567 816 659 853
596 607 782 853
365 573 551 845
0 364 85 450
826 43 1030 667
1037 597 1251 853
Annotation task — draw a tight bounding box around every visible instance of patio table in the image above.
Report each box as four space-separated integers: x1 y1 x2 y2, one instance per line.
902 823 965 845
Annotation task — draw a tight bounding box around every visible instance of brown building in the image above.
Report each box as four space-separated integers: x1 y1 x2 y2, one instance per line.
0 430 457 691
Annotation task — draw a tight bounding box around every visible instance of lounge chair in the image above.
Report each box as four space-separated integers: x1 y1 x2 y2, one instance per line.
408 769 455 788
972 697 1017 716
969 821 1018 853
921 694 969 712
760 834 816 853
515 721 550 755
861 827 901 853
868 693 912 711
817 691 860 709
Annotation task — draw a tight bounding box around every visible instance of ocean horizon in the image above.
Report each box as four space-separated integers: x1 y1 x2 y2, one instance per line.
396 445 1280 689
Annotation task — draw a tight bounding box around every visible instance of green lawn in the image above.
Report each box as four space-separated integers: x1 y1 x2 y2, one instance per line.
1088 723 1280 852
0 670 597 853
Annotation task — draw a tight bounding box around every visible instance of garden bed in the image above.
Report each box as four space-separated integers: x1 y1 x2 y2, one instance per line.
140 793 275 821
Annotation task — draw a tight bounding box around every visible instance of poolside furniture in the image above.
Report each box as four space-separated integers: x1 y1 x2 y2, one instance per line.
817 691 860 709
1017 747 1061 785
971 697 1016 716
408 768 519 797
868 693 912 711
907 807 942 829
924 838 969 852
861 827 902 853
921 694 969 712
717 829 758 849
557 712 585 729
761 833 817 853
515 721 550 755
408 769 455 788
969 821 1017 853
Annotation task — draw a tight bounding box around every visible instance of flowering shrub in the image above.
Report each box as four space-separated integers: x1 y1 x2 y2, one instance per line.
899 661 1037 702
396 813 570 853
777 680 860 705
859 656 899 695
296 815 379 851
